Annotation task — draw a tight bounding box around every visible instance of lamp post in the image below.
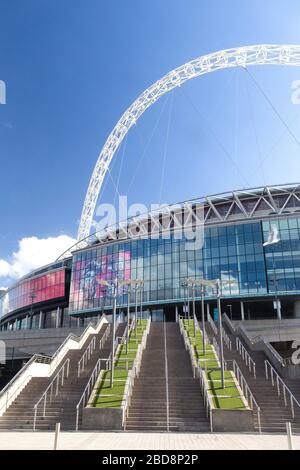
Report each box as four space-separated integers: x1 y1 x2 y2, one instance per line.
181 280 189 320
139 280 144 324
185 278 207 353
131 279 144 335
97 278 118 388
194 278 235 389
120 278 144 343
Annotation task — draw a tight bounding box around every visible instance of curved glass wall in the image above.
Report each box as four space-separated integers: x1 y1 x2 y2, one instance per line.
69 219 272 313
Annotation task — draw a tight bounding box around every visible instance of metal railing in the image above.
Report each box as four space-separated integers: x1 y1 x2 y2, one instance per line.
75 356 110 431
223 313 237 334
77 336 96 377
207 312 232 350
0 316 107 418
122 319 151 429
99 323 111 350
207 312 218 335
236 337 256 378
77 319 110 379
0 354 51 416
194 315 209 345
265 342 286 367
265 360 300 419
180 318 261 434
75 316 137 430
49 315 105 373
225 359 261 433
33 358 70 431
179 318 213 431
197 361 213 432
238 324 287 370
212 337 220 362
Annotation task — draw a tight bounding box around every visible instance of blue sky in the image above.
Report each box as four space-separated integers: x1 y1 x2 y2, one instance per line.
1 0 300 285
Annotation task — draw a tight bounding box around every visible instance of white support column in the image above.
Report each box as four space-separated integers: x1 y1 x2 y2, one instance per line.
175 305 178 322
277 299 282 320
56 307 61 328
26 314 30 330
39 311 43 329
240 301 245 321
206 303 210 318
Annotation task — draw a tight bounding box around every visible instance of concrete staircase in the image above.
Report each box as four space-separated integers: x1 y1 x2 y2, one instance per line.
0 323 125 430
206 320 300 433
125 322 210 432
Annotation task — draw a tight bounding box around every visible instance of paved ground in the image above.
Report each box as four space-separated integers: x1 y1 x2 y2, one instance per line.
0 432 298 450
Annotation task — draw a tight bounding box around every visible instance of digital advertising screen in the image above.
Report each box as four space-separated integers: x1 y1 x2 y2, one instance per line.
71 251 131 305
0 269 66 318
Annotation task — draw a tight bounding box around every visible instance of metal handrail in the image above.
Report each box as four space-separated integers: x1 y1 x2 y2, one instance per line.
50 315 104 365
207 312 218 335
0 354 51 415
212 337 220 361
207 312 231 349
236 337 256 378
239 324 286 369
122 319 151 429
179 318 213 431
75 356 110 431
265 360 300 419
197 360 214 432
77 336 96 378
99 323 111 349
222 328 232 350
75 317 136 430
265 342 285 366
225 359 261 433
33 357 70 430
194 315 209 345
223 313 237 334
0 316 106 417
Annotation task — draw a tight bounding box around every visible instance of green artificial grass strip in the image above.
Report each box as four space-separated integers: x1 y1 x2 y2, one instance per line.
92 321 148 409
182 320 248 411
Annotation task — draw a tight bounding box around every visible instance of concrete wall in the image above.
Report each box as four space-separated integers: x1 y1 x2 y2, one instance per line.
0 327 85 357
236 319 300 343
211 409 254 432
82 407 123 431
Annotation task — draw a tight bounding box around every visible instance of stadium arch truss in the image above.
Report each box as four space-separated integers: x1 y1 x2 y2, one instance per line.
78 44 300 242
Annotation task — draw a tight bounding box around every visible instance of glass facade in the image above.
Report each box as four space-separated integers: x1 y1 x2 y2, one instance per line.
2 216 300 323
263 218 300 293
0 269 66 318
69 219 277 313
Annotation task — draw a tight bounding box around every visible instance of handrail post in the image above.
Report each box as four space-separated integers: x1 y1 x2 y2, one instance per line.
258 408 261 434
43 394 47 418
283 386 287 406
291 396 295 419
33 405 37 431
277 375 280 396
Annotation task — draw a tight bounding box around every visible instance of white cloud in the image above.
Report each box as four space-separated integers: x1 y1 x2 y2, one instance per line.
0 235 76 283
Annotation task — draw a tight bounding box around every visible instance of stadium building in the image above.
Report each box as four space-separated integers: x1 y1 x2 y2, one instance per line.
1 184 300 331
1 46 300 433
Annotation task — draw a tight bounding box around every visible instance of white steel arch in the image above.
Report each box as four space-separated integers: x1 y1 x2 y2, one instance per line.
78 44 300 241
